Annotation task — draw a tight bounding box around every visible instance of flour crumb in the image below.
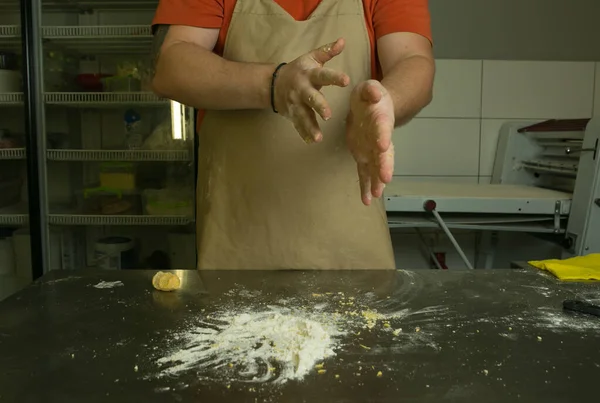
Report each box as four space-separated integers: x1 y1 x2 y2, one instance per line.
93 280 124 289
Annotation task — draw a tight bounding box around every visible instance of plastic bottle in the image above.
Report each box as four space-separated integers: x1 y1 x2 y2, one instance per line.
124 109 142 150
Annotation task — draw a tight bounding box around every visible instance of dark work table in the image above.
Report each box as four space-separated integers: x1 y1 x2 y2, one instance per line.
1 269 600 403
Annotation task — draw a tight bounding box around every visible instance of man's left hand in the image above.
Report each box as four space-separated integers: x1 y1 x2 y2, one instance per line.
346 79 395 206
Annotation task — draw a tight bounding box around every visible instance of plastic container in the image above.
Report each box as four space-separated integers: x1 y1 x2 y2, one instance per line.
81 187 141 215
99 162 136 191
95 236 135 270
143 188 194 216
123 109 143 150
102 76 141 92
76 73 111 92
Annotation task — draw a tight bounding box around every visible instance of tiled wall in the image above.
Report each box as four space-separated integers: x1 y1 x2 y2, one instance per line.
392 60 597 184
391 60 598 269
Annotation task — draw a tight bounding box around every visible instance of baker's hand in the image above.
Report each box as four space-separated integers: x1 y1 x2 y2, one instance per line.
274 38 350 143
346 80 395 206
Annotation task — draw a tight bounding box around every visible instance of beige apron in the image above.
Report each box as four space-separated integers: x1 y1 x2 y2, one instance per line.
196 0 395 269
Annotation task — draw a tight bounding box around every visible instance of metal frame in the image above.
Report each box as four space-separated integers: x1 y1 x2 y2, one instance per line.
385 119 600 269
20 0 50 279
564 118 600 256
385 192 571 215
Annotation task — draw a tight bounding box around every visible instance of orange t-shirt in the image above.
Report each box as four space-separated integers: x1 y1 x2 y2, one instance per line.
152 0 432 79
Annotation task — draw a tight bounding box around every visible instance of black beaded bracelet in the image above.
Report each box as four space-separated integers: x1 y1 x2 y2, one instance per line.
271 62 287 113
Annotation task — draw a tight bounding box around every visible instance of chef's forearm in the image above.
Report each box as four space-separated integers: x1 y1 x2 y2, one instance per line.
381 55 435 127
152 42 275 110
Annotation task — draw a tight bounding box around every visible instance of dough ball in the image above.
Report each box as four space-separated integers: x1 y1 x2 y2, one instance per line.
152 271 181 292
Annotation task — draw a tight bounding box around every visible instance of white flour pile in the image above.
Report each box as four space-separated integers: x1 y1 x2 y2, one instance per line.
157 308 342 384
153 290 449 386
92 280 124 289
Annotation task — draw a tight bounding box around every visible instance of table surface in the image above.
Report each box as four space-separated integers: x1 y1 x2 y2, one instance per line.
1 269 599 403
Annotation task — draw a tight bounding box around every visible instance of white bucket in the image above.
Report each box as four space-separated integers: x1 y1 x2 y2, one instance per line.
95 237 135 270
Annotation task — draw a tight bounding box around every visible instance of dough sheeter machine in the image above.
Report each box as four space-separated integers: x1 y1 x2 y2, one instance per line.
384 118 600 269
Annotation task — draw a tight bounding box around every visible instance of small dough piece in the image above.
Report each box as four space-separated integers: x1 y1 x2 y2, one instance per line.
152 271 181 292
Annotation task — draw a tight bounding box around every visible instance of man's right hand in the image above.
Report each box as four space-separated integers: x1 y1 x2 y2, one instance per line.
273 38 350 144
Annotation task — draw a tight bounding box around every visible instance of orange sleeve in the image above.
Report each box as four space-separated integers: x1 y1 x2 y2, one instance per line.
372 0 432 43
152 0 225 29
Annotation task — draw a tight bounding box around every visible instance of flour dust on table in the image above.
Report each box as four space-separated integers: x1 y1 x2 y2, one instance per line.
151 288 450 386
157 308 341 383
476 306 600 333
92 280 124 289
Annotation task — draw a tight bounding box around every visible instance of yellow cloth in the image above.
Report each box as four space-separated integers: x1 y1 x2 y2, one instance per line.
528 254 600 281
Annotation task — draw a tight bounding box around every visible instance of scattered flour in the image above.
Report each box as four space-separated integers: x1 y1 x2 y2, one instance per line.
476 306 600 333
93 280 124 289
535 307 600 331
45 277 82 285
521 285 554 298
153 291 450 386
157 308 342 384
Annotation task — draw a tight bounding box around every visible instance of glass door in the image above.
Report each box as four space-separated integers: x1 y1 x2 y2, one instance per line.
39 0 196 271
0 0 35 299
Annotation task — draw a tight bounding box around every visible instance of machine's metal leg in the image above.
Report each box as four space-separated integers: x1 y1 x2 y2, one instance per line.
483 231 499 269
423 200 474 270
415 228 445 270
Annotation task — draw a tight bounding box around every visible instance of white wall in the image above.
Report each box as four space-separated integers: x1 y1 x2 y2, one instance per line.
430 0 600 61
391 59 599 269
394 59 596 183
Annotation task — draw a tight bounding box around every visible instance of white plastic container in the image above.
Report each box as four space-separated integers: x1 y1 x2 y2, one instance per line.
95 236 135 270
143 188 193 216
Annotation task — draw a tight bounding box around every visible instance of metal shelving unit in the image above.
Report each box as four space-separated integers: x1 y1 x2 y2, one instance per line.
0 25 21 53
45 0 196 269
0 25 20 36
48 214 193 226
0 0 196 274
43 25 152 54
47 149 191 161
0 1 159 11
0 149 192 161
0 203 28 226
0 215 28 225
0 93 23 105
0 148 26 159
0 92 167 106
45 92 166 106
